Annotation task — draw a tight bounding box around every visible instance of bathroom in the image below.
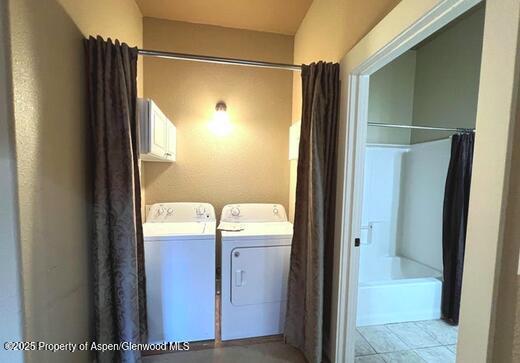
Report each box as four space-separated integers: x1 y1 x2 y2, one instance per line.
354 5 484 362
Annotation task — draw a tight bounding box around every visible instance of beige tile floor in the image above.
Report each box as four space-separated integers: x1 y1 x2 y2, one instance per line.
355 320 458 363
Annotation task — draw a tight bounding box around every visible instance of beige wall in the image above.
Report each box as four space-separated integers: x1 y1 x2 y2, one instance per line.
289 0 401 220
457 0 520 360
142 19 293 217
58 0 144 96
0 2 24 363
7 0 142 362
494 64 520 362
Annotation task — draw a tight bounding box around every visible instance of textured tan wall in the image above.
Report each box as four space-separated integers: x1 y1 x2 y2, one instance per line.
142 19 293 216
7 0 142 362
493 66 520 363
57 0 146 212
0 2 24 362
58 0 143 95
288 0 401 220
456 0 520 360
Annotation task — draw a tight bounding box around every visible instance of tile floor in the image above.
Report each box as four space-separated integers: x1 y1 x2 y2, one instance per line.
356 320 458 363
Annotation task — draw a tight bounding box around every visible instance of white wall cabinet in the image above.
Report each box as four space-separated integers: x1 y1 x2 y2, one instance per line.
139 98 176 162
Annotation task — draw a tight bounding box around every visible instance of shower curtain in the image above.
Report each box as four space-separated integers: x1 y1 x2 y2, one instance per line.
285 62 340 363
85 36 147 363
441 132 475 325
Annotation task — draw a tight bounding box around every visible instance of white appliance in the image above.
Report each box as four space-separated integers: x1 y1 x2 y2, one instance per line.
144 202 215 343
138 98 176 162
219 203 293 341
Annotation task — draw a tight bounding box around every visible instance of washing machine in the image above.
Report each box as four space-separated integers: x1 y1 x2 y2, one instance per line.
219 203 293 341
144 202 216 343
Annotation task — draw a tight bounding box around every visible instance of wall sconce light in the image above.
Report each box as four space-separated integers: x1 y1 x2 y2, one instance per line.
209 101 232 136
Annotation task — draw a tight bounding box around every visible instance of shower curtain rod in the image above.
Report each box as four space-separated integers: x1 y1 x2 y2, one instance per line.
368 122 475 132
138 49 302 71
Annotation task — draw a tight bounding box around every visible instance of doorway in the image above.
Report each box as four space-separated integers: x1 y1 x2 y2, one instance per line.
330 0 500 362
353 7 484 361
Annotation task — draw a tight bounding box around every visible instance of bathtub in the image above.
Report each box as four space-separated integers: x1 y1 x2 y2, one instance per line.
356 256 442 326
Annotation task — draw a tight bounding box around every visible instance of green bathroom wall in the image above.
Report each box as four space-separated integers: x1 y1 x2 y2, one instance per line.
367 50 416 145
367 5 485 145
411 6 485 143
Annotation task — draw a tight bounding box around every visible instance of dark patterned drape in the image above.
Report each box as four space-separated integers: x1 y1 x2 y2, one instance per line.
285 62 340 363
85 36 147 363
441 132 475 325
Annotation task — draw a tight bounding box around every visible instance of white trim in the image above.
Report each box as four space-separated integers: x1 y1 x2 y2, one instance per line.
332 1 483 362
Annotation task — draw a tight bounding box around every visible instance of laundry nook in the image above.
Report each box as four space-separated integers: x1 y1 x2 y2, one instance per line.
143 202 294 344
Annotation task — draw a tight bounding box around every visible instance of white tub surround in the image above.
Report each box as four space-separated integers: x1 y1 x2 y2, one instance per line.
357 256 442 326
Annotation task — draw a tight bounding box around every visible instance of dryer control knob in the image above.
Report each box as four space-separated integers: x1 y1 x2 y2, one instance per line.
234 251 240 257
231 207 240 217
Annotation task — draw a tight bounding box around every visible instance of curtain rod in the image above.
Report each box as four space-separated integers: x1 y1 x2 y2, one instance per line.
368 122 475 132
138 49 302 71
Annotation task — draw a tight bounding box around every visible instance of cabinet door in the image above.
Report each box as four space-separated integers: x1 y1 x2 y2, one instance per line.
166 121 176 161
150 101 168 158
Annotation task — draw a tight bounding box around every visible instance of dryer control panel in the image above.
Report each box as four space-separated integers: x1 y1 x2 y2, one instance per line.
147 202 215 223
220 203 288 223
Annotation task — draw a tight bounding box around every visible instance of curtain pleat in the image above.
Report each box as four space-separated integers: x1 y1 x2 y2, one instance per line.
285 62 340 363
85 36 147 363
441 132 475 325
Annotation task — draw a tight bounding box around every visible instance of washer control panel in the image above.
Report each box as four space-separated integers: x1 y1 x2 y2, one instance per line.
147 202 215 223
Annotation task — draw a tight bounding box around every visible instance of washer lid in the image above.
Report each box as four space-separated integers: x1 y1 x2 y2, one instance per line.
144 221 216 240
220 221 293 239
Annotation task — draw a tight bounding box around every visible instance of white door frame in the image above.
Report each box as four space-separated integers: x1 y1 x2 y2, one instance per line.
331 0 495 362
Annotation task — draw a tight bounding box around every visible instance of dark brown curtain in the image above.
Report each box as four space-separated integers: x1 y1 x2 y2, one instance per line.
85 36 147 363
441 132 475 325
285 62 340 363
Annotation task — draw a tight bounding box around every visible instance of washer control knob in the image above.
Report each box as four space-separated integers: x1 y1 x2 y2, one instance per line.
234 251 240 257
273 207 279 215
231 207 240 217
166 208 173 215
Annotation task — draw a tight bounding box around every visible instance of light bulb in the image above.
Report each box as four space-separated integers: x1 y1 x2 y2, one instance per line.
209 101 232 136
